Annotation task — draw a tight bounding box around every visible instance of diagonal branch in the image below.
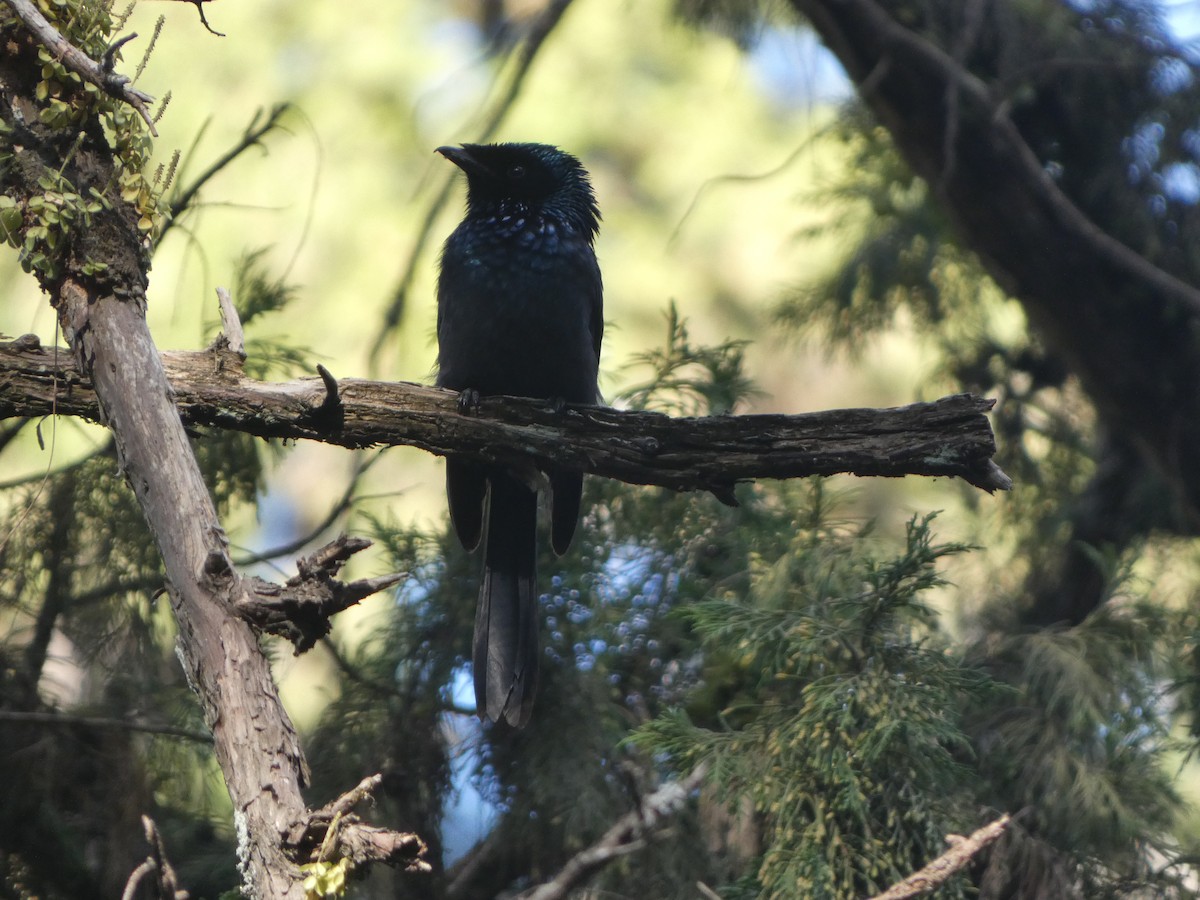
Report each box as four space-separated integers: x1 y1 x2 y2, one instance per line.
791 0 1200 522
162 104 291 239
520 765 709 900
1 0 158 135
868 813 1012 900
0 337 1012 494
797 0 1200 316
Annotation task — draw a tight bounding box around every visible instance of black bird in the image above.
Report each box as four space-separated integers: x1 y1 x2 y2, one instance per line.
435 142 603 727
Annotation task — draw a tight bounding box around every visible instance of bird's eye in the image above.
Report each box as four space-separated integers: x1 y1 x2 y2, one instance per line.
508 165 526 179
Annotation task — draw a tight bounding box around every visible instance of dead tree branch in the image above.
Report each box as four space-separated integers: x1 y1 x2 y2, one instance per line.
0 336 1012 495
162 105 290 239
520 764 709 900
285 774 430 875
868 814 1013 900
238 535 407 652
120 816 190 900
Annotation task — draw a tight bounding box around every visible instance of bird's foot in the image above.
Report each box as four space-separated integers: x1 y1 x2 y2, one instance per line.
547 396 570 414
457 388 483 414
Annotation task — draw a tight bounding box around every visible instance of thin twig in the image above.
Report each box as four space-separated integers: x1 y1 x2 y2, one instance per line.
233 450 382 567
520 764 709 900
0 709 212 743
668 132 820 247
120 816 190 900
171 0 223 37
161 104 291 238
2 0 158 135
369 0 578 370
120 860 157 900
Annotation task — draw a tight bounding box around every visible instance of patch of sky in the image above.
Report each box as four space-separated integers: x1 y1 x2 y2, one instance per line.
439 667 497 866
747 25 850 107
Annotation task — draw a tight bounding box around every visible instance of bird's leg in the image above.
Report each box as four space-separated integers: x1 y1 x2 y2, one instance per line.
547 396 570 414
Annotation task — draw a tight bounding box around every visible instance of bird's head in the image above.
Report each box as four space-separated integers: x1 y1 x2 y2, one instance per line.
436 142 600 239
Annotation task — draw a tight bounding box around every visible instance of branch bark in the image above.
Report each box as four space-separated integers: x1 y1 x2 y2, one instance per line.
0 336 1012 495
239 534 406 652
868 814 1012 900
53 278 317 897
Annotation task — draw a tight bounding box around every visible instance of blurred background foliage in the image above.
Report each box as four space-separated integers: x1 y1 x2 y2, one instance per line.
3 0 1200 897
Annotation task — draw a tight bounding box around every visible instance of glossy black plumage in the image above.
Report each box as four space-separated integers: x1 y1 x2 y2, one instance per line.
435 142 603 727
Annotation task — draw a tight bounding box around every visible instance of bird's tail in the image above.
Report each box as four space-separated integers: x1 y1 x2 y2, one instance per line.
474 472 539 727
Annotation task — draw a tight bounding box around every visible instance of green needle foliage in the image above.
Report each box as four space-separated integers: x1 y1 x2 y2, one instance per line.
632 512 993 900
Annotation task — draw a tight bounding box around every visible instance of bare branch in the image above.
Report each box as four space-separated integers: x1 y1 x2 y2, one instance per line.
520 764 709 900
213 287 246 356
868 814 1012 900
234 451 382 566
172 0 223 37
238 535 407 652
2 0 158 135
285 774 430 874
163 105 290 237
120 816 190 900
121 860 159 900
0 339 1012 495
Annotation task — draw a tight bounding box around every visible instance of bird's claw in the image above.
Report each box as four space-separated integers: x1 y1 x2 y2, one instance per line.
457 388 483 414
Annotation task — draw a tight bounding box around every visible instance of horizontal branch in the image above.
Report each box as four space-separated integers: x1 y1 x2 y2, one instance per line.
0 336 1011 495
0 709 212 743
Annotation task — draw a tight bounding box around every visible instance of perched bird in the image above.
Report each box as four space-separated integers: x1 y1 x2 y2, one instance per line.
435 142 603 727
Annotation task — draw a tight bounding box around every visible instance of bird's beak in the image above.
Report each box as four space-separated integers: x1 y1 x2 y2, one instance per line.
436 144 492 178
